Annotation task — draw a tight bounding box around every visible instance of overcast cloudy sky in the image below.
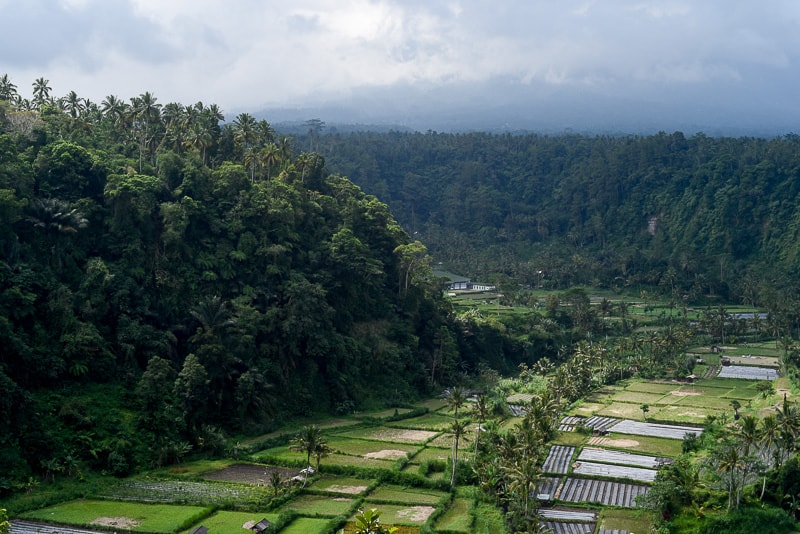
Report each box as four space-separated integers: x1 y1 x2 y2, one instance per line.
2 0 799 133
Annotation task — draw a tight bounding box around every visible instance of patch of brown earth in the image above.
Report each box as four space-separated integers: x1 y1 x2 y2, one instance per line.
92 517 140 528
587 437 640 448
370 429 438 443
396 505 436 522
326 484 368 494
671 390 703 396
364 449 409 460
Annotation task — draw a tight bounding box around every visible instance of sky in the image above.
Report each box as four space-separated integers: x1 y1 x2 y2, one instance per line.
2 0 799 134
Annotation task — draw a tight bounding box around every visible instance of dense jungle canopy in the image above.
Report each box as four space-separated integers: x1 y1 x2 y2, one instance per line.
4 76 800 497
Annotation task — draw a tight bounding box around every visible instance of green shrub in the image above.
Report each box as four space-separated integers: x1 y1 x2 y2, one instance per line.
698 505 797 534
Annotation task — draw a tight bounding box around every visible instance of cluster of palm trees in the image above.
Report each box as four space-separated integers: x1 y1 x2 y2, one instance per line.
289 425 332 484
0 74 307 179
702 395 800 511
464 386 561 534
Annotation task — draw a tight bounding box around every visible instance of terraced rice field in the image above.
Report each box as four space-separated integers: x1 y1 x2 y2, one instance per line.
608 419 700 439
542 445 576 474
559 478 649 507
540 520 596 534
572 461 656 482
539 509 597 534
577 448 665 468
718 365 779 380
11 521 107 534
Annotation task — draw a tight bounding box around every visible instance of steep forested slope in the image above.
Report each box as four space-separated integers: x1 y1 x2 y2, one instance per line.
319 131 800 301
2 93 503 487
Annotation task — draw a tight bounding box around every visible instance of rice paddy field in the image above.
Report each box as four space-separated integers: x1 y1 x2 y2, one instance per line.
13 337 786 534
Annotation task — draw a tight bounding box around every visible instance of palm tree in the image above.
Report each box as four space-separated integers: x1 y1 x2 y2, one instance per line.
290 425 323 471
63 90 83 118
260 143 281 180
715 444 744 510
233 112 257 150
472 393 490 464
506 455 541 518
450 418 467 488
32 77 51 108
190 295 236 340
445 386 467 418
0 73 17 101
759 414 779 499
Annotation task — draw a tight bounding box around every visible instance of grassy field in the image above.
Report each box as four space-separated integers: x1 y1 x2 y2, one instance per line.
21 499 210 533
598 507 653 533
600 432 684 457
367 485 449 505
184 511 279 534
279 517 332 534
433 497 471 532
324 437 419 457
274 494 357 516
357 502 436 525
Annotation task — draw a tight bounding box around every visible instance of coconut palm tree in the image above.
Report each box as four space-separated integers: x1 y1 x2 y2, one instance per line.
32 77 51 108
759 414 779 499
450 418 468 488
0 73 17 101
259 143 281 180
290 425 323 471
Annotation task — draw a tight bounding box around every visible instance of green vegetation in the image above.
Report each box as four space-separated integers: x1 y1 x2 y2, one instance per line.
7 75 800 533
20 500 210 532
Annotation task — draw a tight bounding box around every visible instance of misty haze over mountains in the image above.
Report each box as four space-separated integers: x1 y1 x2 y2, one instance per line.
261 79 800 136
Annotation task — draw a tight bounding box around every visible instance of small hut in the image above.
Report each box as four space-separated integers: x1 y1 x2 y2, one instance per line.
190 527 209 534
251 518 271 533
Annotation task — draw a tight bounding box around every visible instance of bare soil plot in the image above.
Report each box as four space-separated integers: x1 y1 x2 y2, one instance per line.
572 462 656 482
350 428 440 444
608 420 700 440
310 476 373 495
577 448 665 469
725 355 779 367
542 445 576 474
560 478 649 507
718 365 779 380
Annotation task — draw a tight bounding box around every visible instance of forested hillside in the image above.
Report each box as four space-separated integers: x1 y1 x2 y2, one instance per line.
318 130 800 305
1 80 549 488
